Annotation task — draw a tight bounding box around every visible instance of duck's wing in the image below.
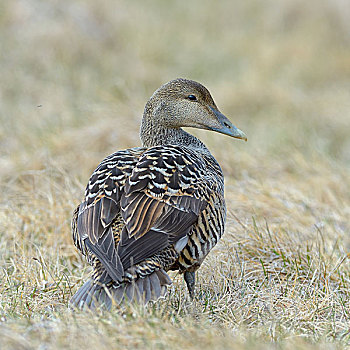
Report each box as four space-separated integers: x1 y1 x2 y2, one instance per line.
75 145 209 282
75 148 145 282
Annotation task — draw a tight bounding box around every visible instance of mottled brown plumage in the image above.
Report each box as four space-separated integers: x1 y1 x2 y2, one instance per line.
70 78 246 309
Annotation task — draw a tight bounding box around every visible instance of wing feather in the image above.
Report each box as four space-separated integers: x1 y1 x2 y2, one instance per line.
85 227 124 282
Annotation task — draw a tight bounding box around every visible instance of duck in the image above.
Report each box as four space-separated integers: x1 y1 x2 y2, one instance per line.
70 78 247 309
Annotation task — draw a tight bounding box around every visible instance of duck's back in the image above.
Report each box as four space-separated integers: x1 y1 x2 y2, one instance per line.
71 144 225 308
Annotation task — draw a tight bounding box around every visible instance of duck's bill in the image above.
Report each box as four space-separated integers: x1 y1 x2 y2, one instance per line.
209 107 247 141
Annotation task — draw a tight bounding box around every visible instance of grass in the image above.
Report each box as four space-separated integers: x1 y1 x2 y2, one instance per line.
1 0 350 348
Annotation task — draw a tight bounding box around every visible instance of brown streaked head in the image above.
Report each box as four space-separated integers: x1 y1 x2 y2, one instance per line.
146 78 247 141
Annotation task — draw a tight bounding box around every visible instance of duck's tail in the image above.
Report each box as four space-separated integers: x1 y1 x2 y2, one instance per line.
70 269 172 310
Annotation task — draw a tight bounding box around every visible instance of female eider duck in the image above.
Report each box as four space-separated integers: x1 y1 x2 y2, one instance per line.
70 78 247 309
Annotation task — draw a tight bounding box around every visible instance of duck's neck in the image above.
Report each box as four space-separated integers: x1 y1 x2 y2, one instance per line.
140 108 208 152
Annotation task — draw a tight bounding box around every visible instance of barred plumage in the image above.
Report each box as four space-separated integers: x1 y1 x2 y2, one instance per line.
70 78 246 309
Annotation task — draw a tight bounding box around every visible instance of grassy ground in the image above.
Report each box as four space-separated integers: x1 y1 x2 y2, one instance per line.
1 0 350 348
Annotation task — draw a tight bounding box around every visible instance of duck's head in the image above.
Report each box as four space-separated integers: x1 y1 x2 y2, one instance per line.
145 78 247 141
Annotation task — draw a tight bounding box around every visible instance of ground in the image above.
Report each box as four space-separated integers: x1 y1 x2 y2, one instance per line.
1 1 350 349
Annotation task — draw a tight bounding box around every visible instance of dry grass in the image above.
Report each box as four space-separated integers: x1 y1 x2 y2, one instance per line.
1 0 350 349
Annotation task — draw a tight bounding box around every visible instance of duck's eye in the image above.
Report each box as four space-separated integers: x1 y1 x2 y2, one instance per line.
187 95 197 101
